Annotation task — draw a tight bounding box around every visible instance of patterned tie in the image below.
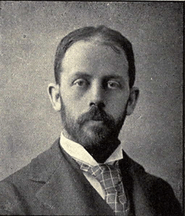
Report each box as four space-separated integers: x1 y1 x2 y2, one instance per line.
79 161 129 215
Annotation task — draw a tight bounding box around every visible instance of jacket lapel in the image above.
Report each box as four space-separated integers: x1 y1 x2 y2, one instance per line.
30 139 114 215
120 151 154 216
29 139 155 215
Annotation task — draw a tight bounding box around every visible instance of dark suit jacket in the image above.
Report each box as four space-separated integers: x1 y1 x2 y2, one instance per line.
0 139 182 215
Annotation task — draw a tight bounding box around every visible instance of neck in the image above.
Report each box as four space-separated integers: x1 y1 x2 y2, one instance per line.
61 129 121 163
84 138 121 163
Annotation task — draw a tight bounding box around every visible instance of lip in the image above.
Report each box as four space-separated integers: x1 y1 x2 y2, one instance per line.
91 117 104 121
86 120 104 125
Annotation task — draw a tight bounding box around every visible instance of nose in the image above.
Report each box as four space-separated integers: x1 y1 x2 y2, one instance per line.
89 81 105 108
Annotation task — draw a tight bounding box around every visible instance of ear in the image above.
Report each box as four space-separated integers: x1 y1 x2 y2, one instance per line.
126 87 139 115
47 83 61 112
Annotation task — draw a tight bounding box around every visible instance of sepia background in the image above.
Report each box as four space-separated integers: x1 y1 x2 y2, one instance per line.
0 2 183 204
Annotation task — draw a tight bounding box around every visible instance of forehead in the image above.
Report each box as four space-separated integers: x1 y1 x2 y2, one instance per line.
61 39 129 78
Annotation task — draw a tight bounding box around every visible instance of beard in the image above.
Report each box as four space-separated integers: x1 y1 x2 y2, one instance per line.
60 96 127 155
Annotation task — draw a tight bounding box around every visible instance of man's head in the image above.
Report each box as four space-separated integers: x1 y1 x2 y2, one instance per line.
48 25 139 162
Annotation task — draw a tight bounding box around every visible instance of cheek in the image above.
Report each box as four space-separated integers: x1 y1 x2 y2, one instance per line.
61 95 84 119
106 95 129 116
62 88 88 108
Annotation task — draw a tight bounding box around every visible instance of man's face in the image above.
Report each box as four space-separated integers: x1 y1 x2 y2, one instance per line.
55 40 135 151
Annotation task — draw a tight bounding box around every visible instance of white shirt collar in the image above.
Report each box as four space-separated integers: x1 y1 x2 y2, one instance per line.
60 132 123 166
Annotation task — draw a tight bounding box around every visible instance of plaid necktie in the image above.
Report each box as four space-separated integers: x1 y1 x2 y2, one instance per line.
79 161 129 215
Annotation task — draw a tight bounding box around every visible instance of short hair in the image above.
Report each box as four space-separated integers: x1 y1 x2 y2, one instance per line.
54 25 136 88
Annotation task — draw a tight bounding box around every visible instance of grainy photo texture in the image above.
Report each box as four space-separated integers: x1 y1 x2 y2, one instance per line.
0 2 183 215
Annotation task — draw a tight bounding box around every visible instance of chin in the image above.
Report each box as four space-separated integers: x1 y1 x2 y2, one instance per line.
79 126 114 148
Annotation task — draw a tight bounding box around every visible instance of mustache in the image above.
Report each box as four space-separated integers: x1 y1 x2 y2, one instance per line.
77 106 114 126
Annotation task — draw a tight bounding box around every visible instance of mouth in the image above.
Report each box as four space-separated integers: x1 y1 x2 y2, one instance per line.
91 116 104 121
77 107 112 126
85 120 105 128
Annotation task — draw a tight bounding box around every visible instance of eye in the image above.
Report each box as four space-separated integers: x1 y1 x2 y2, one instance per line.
73 79 88 87
107 80 120 89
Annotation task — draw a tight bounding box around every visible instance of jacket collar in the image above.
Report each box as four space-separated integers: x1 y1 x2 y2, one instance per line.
29 138 114 215
29 138 154 216
120 150 154 216
29 139 62 182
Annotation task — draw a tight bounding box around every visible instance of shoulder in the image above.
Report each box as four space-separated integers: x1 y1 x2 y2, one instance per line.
140 172 182 216
0 161 34 215
0 139 61 215
121 151 182 215
128 155 177 199
121 150 176 192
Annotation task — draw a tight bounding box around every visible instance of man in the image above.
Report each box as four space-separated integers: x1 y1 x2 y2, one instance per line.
0 26 182 215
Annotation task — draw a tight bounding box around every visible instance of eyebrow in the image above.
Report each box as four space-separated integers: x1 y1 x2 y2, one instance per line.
103 75 124 80
71 72 92 79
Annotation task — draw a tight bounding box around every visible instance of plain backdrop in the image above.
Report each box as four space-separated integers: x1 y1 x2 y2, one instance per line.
0 2 183 204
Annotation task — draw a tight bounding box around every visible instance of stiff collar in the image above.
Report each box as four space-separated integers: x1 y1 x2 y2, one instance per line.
60 132 123 166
